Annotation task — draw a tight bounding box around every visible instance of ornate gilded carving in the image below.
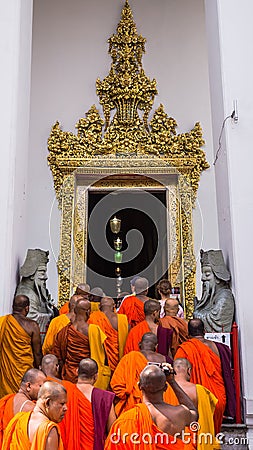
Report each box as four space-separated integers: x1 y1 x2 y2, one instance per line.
167 186 182 294
57 175 75 302
48 1 209 314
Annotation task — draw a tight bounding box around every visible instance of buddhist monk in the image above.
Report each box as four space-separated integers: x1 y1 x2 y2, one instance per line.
111 332 168 416
0 295 42 398
173 358 220 450
118 277 150 328
105 364 198 449
175 319 228 433
59 358 116 450
52 298 110 388
0 368 46 447
42 294 84 354
59 283 90 314
89 286 105 312
88 296 129 371
2 381 67 449
41 354 74 391
124 299 161 354
160 297 188 357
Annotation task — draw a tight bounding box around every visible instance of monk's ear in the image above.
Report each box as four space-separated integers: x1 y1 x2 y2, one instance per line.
45 398 50 408
26 382 31 391
94 373 98 382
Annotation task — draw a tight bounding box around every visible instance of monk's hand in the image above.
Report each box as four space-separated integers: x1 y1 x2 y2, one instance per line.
161 363 175 382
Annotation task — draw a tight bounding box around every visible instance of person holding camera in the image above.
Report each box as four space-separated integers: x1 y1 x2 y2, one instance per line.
105 363 198 449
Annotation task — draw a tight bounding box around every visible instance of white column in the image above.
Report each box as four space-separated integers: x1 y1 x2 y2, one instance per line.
0 0 33 315
205 0 253 442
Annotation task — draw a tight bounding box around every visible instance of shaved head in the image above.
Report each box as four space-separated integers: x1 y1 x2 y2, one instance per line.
139 332 157 351
78 358 98 379
100 296 115 311
41 354 59 375
12 295 29 312
188 318 205 337
144 299 161 316
74 298 91 315
38 381 66 401
173 358 192 373
75 283 90 296
139 365 166 393
21 368 46 384
164 298 179 316
69 294 85 311
135 277 149 295
20 368 46 401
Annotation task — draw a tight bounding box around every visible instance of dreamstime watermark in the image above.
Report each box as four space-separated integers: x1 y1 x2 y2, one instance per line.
49 169 204 296
109 422 249 446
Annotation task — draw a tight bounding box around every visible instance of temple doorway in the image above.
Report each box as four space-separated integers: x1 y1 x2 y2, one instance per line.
86 189 168 298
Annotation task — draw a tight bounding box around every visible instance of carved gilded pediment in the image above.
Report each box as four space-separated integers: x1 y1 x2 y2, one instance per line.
48 0 208 201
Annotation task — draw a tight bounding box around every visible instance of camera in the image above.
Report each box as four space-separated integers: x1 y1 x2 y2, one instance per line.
162 364 173 376
147 361 175 376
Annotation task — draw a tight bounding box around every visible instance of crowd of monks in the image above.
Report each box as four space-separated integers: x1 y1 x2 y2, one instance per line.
0 277 236 449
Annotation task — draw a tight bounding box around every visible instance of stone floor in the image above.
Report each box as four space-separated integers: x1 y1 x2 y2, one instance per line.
220 424 248 449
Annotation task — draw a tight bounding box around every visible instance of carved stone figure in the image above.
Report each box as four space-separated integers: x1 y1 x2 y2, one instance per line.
16 249 54 338
193 249 235 332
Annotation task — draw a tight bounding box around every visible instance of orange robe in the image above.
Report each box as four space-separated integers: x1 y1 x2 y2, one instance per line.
88 311 128 371
52 323 108 389
0 393 15 448
2 411 64 449
175 339 226 433
42 314 70 355
163 384 219 450
59 384 94 450
124 320 151 354
0 315 34 398
52 323 90 383
45 376 75 392
118 295 145 328
196 384 220 450
105 403 184 449
110 351 147 416
59 301 69 314
91 302 100 312
160 316 188 357
88 311 119 371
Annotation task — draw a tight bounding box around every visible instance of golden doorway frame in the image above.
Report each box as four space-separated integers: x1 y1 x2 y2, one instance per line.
57 158 196 318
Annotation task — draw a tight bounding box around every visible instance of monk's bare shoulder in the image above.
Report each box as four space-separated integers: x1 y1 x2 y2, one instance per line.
45 426 59 450
13 313 40 337
203 338 219 356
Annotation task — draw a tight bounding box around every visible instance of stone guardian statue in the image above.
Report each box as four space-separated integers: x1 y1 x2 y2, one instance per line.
193 249 235 332
16 249 54 339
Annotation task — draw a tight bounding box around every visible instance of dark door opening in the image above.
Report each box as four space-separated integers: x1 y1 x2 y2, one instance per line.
86 189 168 298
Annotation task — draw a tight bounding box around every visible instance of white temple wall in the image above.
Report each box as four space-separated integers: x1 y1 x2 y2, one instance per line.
0 0 33 315
27 0 219 303
205 0 253 436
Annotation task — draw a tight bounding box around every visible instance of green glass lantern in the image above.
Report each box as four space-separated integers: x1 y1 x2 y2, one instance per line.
114 251 122 263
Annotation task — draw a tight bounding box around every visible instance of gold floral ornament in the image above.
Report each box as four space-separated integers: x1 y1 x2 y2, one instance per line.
48 0 209 199
96 0 157 156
